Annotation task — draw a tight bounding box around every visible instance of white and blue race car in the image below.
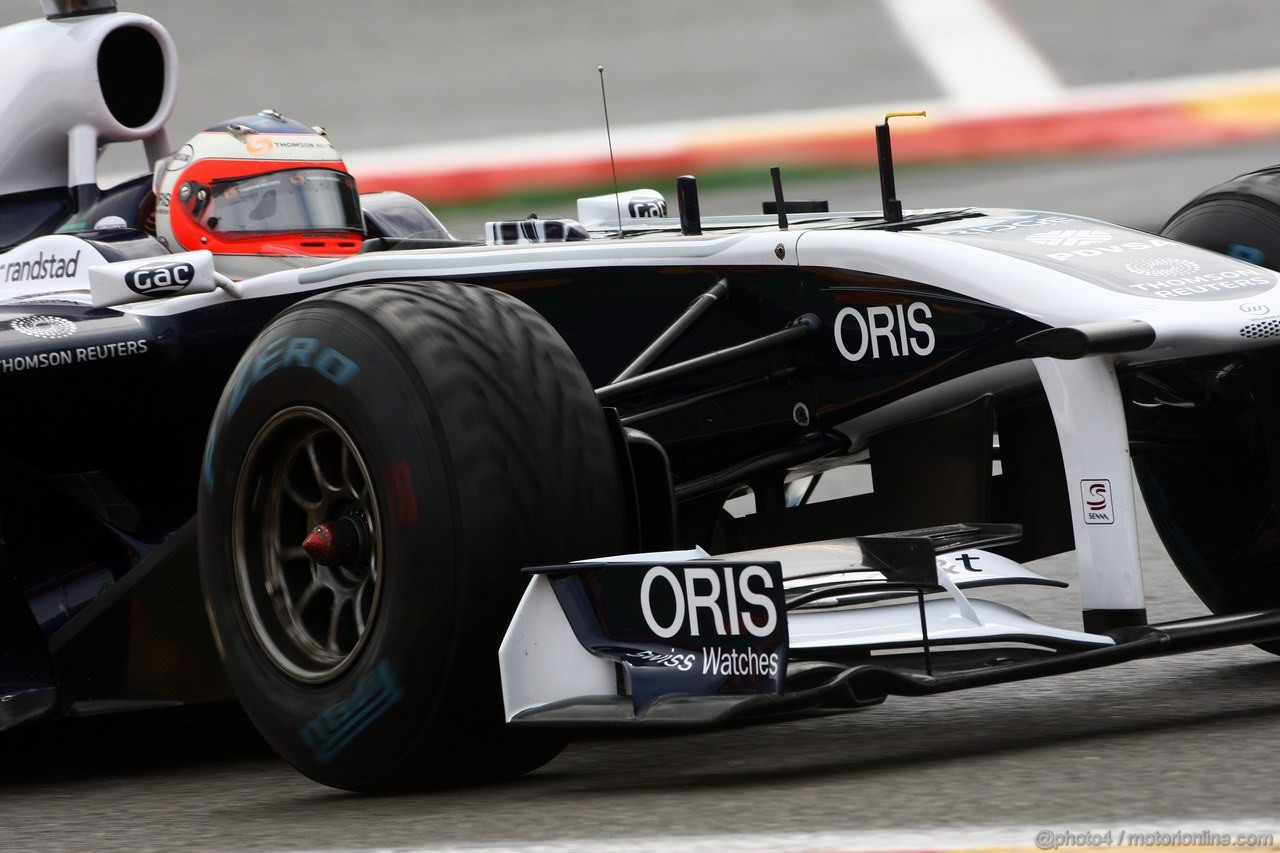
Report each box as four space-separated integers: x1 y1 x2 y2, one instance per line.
3 0 1280 793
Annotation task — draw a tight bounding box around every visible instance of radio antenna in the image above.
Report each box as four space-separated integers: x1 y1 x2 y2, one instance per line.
598 66 624 237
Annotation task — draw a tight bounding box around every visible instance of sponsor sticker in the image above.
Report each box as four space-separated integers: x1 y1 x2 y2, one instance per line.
929 214 1279 302
125 260 198 297
628 198 667 218
3 250 81 284
166 144 195 171
9 315 76 339
834 301 936 362
937 552 983 575
544 561 788 710
1124 257 1200 277
1081 479 1113 525
1026 229 1113 247
0 338 149 374
945 215 1075 236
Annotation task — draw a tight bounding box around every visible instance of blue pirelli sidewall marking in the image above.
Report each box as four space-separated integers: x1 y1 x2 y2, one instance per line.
299 661 405 765
202 336 361 492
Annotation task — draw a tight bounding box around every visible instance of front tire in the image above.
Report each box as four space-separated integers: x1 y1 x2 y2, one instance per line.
1140 173 1280 652
199 282 630 791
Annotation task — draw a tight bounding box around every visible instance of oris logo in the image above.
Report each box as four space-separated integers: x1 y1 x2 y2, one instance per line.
1081 479 1113 525
639 565 778 639
834 302 935 362
628 198 667 218
125 261 197 297
1026 229 1113 247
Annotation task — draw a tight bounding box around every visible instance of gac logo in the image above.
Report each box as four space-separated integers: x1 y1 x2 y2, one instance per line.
834 302 935 362
125 261 196 296
628 198 666 218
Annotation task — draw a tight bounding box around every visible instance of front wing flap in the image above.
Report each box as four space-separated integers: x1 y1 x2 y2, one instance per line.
500 531 1280 727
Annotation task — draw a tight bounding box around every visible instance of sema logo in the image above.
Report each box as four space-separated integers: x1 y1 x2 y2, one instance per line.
834 302 935 362
1081 479 1114 525
125 261 197 297
640 565 778 639
1026 229 1113 247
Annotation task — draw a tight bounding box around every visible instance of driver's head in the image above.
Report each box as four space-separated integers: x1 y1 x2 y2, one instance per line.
153 110 363 277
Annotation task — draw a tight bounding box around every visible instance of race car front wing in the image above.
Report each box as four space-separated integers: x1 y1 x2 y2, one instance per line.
499 524 1280 727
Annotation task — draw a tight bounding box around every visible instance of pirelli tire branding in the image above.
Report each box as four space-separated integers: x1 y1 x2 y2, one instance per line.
545 561 788 710
929 214 1280 302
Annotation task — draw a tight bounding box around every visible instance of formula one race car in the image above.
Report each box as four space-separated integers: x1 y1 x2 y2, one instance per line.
7 1 1280 793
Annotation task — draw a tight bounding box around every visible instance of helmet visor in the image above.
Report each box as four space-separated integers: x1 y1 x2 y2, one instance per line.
201 169 363 235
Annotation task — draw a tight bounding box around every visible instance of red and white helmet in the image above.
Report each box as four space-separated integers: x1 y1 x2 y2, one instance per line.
154 110 364 278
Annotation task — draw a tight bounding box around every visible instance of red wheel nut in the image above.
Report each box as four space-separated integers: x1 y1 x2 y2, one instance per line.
302 522 339 565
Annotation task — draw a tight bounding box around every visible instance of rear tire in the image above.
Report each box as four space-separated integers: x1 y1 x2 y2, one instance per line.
198 282 630 791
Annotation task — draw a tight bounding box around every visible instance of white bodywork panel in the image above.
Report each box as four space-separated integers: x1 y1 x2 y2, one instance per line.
718 541 1061 588
0 12 177 194
499 574 614 723
789 599 1113 651
1034 356 1146 614
0 235 105 301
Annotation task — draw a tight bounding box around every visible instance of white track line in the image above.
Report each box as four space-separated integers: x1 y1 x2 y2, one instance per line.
881 0 1065 108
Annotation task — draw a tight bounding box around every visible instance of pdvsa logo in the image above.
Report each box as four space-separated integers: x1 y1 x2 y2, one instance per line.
1026 229 1113 247
125 261 197 297
834 302 935 362
1081 479 1113 525
639 565 778 639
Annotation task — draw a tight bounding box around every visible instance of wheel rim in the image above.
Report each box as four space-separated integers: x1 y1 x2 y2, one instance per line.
232 406 382 682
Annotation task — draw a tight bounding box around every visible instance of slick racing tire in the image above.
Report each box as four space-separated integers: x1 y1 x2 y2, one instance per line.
1162 165 1280 270
1144 172 1280 655
198 282 630 791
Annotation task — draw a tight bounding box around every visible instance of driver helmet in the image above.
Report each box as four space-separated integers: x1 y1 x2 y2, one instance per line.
153 110 364 279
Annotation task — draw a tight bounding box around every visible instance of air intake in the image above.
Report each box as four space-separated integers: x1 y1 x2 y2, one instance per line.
1240 319 1280 340
0 8 176 196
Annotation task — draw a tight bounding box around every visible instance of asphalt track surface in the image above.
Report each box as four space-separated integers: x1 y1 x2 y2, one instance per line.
4 2 1280 850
